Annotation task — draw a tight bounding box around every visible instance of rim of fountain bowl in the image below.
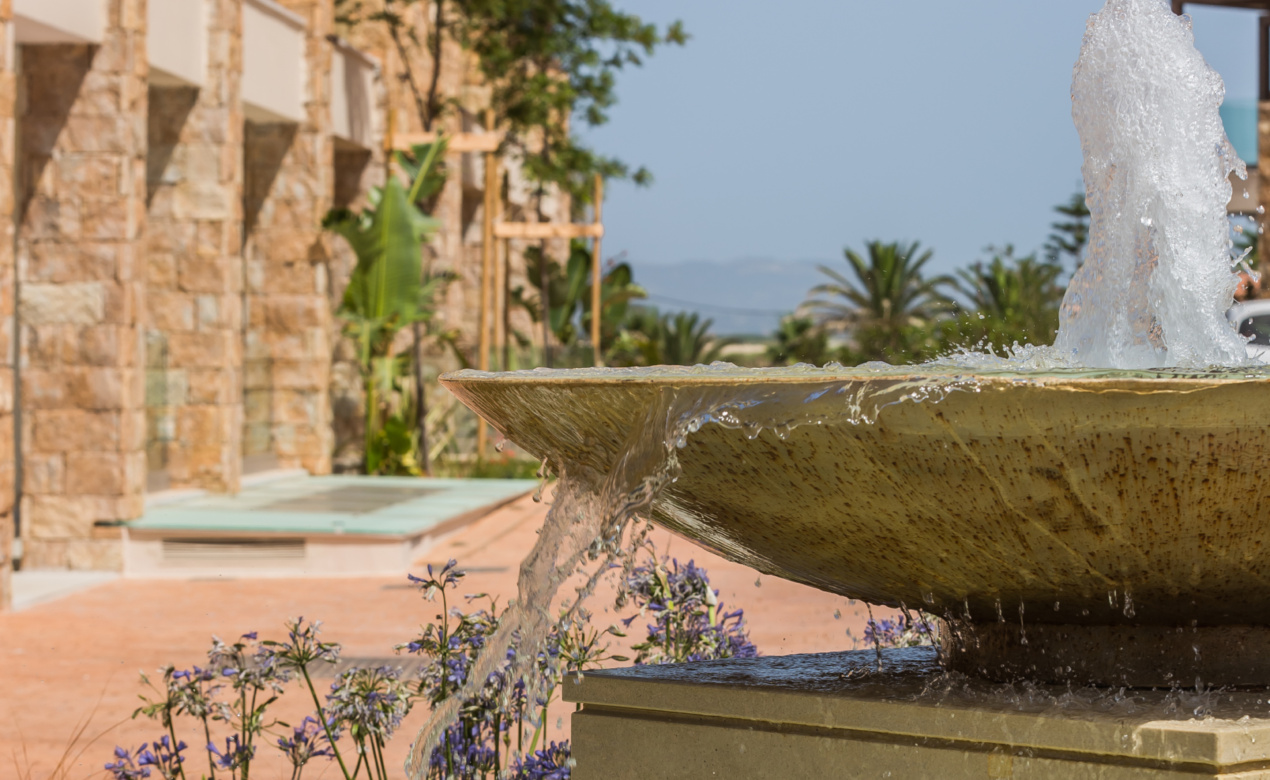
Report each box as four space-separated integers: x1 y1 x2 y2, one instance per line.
439 363 1270 389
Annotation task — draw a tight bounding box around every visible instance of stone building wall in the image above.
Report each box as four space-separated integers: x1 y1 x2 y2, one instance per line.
242 0 334 475
16 0 149 570
0 1 564 600
144 0 246 493
0 0 15 610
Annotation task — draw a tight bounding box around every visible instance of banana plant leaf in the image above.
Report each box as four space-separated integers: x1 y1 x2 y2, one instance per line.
323 146 444 362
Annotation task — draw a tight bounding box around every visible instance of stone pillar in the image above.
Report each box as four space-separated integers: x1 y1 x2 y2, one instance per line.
0 0 16 609
329 140 382 471
16 0 147 569
145 0 243 493
242 0 333 475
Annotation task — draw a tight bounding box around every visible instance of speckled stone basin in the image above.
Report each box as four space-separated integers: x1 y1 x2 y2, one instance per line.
443 365 1270 683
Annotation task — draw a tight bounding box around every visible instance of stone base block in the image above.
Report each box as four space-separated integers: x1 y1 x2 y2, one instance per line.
123 529 443 578
564 648 1270 779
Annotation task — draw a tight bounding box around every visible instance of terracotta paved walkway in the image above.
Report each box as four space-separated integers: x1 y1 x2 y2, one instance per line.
0 494 878 779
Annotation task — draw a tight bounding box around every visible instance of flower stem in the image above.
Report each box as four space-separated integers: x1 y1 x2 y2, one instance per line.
166 715 187 780
201 713 217 780
300 666 354 780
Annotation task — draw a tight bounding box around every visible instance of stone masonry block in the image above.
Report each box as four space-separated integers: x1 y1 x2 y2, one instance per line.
272 360 326 391
272 388 321 426
195 295 221 328
176 405 222 444
25 324 78 365
21 197 81 241
102 279 140 324
28 409 119 453
54 153 120 193
121 409 146 452
147 253 178 289
23 242 118 283
66 452 126 495
149 291 196 331
25 495 96 539
21 368 123 411
167 331 229 367
262 296 327 333
62 115 129 155
66 539 122 571
178 253 233 293
185 367 235 405
22 453 66 494
79 325 120 366
19 282 106 325
22 539 69 569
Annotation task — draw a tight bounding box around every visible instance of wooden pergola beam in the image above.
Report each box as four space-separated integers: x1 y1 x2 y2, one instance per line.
394 131 503 153
493 222 604 240
1175 1 1270 9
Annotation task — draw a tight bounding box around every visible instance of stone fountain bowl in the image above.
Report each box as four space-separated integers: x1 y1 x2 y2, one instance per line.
442 365 1270 686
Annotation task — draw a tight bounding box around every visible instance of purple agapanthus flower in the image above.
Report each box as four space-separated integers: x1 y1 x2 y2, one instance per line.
514 741 573 779
277 715 335 767
105 746 150 780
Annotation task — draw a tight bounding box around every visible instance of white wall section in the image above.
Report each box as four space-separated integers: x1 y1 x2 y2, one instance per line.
14 0 105 44
242 0 304 124
149 0 207 87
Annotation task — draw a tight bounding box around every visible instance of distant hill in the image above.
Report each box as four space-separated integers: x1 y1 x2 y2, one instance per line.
630 258 831 337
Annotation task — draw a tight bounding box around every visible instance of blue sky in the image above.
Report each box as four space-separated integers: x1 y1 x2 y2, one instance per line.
578 2 1262 330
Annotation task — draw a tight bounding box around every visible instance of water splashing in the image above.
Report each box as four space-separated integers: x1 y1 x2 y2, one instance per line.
1054 0 1248 369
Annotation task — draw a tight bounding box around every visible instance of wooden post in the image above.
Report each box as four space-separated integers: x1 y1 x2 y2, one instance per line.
591 174 605 367
477 123 497 459
494 214 506 370
502 238 512 371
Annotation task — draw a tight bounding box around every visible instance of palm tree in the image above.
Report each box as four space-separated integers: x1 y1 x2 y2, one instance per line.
940 247 1064 352
807 240 952 362
608 308 731 366
767 314 831 366
660 312 730 365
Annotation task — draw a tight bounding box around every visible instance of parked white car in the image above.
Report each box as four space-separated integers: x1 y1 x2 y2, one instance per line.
1228 300 1270 362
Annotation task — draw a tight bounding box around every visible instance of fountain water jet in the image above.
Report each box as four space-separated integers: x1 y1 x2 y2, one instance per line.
413 0 1270 776
1054 0 1249 369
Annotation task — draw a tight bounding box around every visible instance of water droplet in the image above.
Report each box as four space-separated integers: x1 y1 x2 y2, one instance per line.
495 439 507 452
754 577 762 588
833 609 842 620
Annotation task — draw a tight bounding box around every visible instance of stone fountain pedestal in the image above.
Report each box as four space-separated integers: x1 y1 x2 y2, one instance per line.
564 648 1270 779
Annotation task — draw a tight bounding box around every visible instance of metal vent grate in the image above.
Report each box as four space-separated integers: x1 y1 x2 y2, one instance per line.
260 485 438 515
161 538 306 565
